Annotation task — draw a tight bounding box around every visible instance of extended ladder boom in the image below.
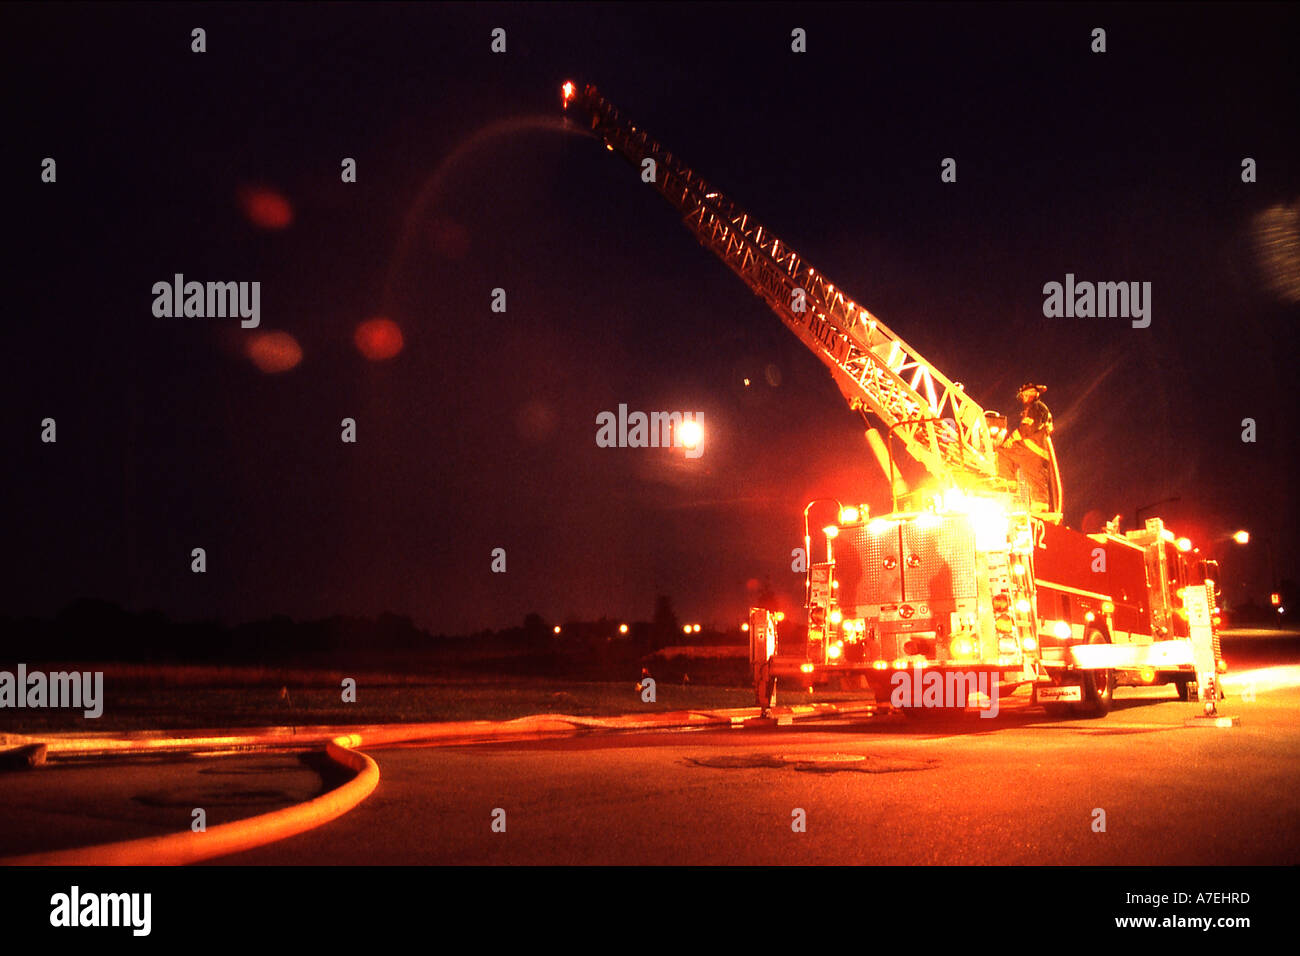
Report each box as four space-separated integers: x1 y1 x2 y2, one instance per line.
564 81 1001 488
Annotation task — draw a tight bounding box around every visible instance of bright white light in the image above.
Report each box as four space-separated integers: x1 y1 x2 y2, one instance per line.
678 420 703 450
1234 530 1250 545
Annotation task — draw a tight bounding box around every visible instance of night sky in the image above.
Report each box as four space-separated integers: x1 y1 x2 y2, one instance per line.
5 2 1298 634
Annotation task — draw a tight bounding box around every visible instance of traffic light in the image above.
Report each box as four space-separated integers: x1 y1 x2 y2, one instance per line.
1270 592 1281 606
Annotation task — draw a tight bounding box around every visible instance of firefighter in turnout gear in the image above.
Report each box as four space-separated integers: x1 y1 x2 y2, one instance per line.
1013 383 1053 446
999 383 1062 514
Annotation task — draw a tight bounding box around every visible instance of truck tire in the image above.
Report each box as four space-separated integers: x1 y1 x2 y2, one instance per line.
1175 677 1192 701
1074 629 1115 717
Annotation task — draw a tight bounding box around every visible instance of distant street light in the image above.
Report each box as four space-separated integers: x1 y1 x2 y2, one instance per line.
1233 530 1250 545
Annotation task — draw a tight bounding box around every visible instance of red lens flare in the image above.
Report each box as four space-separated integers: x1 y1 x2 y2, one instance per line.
237 186 294 230
354 317 404 360
246 331 302 373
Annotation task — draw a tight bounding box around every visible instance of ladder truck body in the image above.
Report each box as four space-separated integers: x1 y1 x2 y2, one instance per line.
562 81 1224 717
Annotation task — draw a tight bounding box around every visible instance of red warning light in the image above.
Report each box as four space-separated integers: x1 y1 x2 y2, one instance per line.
354 317 404 361
1271 592 1282 606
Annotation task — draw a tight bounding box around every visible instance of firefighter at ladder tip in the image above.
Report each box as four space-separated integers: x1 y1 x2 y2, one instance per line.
998 382 1060 514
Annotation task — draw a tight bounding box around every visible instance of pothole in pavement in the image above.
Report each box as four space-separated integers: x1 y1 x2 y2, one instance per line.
688 753 938 774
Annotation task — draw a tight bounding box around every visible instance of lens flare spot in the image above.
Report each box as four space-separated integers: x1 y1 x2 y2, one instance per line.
246 331 302 373
354 317 404 360
237 186 294 230
430 217 470 260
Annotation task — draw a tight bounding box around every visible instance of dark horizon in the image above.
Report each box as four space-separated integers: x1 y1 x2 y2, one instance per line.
5 2 1298 635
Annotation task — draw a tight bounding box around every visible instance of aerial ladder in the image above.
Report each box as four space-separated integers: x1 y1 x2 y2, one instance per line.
561 80 1060 516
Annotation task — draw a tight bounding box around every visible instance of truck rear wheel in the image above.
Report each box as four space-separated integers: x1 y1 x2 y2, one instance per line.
1074 629 1115 717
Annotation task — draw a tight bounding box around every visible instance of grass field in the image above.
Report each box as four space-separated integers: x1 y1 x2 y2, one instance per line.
0 663 869 732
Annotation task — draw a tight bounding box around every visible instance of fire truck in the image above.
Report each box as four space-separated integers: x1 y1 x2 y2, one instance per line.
562 81 1225 718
